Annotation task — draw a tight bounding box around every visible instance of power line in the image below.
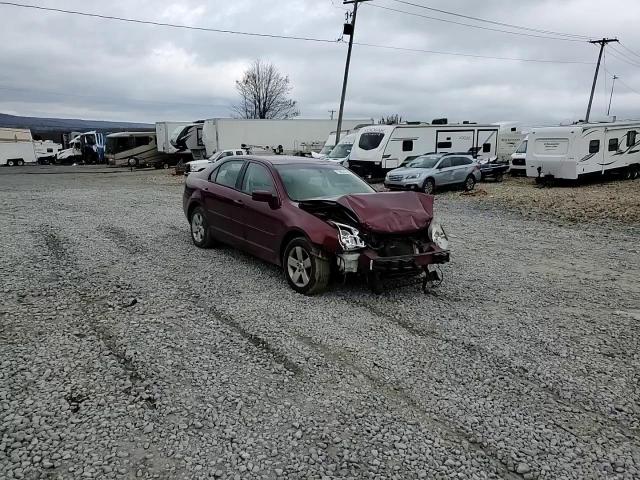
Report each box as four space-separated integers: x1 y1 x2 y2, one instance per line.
385 0 591 40
352 41 594 64
618 42 640 61
607 48 640 68
367 3 588 42
0 1 340 45
0 1 594 65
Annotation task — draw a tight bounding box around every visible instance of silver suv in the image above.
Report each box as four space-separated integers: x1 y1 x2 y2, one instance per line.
384 153 481 194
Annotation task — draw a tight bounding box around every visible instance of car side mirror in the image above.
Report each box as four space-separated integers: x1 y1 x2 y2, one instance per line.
252 190 280 208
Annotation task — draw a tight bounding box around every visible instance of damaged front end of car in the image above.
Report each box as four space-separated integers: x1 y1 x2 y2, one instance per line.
299 192 451 293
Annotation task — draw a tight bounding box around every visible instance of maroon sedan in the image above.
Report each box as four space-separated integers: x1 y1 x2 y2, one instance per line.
183 156 450 295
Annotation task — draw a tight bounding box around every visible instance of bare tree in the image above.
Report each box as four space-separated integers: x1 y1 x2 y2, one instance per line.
233 60 299 119
379 114 403 125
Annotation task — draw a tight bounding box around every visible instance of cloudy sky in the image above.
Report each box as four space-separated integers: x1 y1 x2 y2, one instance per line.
1 0 639 126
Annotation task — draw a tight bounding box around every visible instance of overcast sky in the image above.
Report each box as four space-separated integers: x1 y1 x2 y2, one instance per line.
1 0 639 126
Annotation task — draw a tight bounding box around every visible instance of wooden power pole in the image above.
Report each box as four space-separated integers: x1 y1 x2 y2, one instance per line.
585 38 618 123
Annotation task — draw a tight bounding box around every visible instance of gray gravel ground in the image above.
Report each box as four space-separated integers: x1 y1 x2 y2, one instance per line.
1 166 639 480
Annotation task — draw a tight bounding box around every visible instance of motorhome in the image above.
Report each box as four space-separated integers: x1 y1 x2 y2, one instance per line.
34 140 62 163
526 121 640 181
510 136 528 175
313 124 373 158
347 122 522 178
105 132 164 168
201 118 372 158
0 127 37 166
170 122 206 160
56 131 106 164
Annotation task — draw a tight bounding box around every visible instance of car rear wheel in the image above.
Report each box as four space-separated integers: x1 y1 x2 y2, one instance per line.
464 175 476 191
422 178 435 195
190 206 215 248
283 237 330 295
128 157 139 168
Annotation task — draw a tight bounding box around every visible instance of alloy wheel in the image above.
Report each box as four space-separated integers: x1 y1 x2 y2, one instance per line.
287 246 312 288
191 212 205 243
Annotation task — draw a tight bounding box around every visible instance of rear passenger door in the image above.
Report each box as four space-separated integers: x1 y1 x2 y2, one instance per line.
433 157 454 185
450 156 474 183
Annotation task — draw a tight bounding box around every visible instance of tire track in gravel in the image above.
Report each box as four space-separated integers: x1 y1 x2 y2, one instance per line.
341 294 640 443
293 333 524 480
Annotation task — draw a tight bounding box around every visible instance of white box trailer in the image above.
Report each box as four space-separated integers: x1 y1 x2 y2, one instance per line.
526 121 640 180
0 127 37 166
156 121 192 154
348 122 523 178
201 118 372 158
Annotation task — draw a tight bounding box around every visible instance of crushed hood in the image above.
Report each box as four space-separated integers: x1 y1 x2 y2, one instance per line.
301 192 434 235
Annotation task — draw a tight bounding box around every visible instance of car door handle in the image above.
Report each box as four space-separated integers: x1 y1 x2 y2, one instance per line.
233 199 244 206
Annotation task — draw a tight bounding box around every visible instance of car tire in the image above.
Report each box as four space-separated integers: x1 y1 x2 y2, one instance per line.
464 175 476 191
128 157 139 168
368 272 384 295
190 206 215 248
495 172 504 182
7 159 15 167
632 165 639 179
422 178 435 195
283 237 330 295
17 159 25 166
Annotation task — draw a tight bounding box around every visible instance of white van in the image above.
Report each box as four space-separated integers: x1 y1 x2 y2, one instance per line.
510 136 528 175
526 122 640 180
0 128 37 166
348 123 517 178
325 133 356 165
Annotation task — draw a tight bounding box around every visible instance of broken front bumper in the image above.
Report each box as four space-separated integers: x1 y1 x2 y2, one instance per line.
337 247 450 275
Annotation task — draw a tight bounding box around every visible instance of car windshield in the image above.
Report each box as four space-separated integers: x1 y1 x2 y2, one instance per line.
516 140 528 154
328 142 353 159
319 145 334 155
403 155 441 169
276 165 374 201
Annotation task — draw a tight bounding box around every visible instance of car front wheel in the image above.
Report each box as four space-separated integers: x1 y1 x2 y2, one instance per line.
283 237 330 295
464 175 476 191
422 178 435 195
190 206 215 248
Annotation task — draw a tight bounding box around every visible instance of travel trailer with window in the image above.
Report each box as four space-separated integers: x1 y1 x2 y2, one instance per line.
56 131 106 164
347 122 522 178
0 127 37 166
105 132 164 168
201 118 371 158
313 123 373 158
156 121 193 155
525 121 640 181
34 140 62 163
170 122 206 160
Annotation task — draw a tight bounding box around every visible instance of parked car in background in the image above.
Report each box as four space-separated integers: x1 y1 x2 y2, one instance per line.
384 153 480 194
183 156 450 295
325 133 356 166
478 160 509 182
184 149 247 175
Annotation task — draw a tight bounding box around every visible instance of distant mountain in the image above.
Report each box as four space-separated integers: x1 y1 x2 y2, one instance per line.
0 113 153 133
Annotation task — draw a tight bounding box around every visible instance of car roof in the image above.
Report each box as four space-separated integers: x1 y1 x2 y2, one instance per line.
240 155 332 166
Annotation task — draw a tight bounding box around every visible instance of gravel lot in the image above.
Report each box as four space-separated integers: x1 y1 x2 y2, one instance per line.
1 166 639 480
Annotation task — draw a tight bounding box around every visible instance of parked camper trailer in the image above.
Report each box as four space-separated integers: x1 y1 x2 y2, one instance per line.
105 132 164 168
347 122 520 178
0 128 37 166
170 122 206 160
526 121 640 181
201 118 371 158
314 124 373 158
156 121 192 155
34 140 62 163
325 132 357 165
56 131 106 165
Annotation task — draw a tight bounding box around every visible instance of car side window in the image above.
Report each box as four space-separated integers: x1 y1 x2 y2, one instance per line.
241 163 275 194
215 160 244 188
452 157 473 167
438 158 452 169
236 150 244 156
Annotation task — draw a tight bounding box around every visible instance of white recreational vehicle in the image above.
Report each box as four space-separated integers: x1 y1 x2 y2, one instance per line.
0 128 37 166
34 140 62 163
347 122 523 178
201 118 371 158
105 132 164 168
170 122 206 160
313 123 373 158
526 121 640 181
56 131 106 164
156 121 192 155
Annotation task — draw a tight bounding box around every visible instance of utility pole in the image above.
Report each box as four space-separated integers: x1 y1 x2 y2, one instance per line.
585 38 618 123
335 0 371 144
328 110 336 120
607 75 618 116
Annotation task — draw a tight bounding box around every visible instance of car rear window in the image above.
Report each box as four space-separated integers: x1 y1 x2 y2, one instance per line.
358 132 385 151
215 160 244 188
